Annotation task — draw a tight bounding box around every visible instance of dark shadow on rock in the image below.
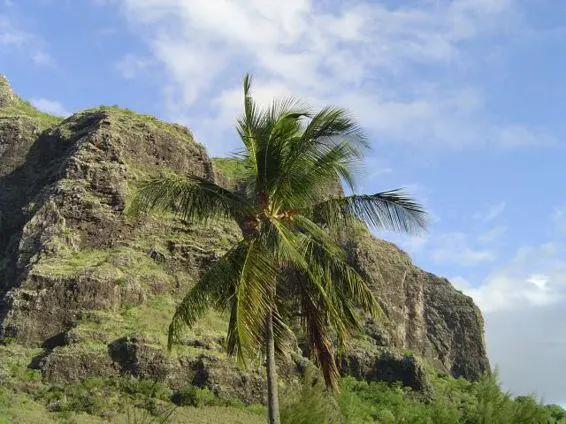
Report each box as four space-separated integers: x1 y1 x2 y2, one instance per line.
190 355 213 388
42 331 67 350
29 349 51 370
108 336 134 373
0 116 101 291
27 331 68 370
108 334 169 382
0 114 108 346
340 351 428 391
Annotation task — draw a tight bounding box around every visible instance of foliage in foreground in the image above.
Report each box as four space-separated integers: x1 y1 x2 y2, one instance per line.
2 358 565 424
281 371 566 424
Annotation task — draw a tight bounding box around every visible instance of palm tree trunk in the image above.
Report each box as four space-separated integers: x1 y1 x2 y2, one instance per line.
265 309 281 424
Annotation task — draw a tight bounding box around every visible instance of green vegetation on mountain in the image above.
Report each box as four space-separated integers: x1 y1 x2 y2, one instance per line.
0 74 563 423
0 76 61 129
212 157 248 183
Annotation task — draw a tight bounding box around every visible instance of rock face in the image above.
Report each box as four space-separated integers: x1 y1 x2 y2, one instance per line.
0 75 59 179
0 108 215 341
0 81 489 403
342 230 489 381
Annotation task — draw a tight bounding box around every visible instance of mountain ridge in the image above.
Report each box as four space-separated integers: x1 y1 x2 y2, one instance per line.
0 75 490 419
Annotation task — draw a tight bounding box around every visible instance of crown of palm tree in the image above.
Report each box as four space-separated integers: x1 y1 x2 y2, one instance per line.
129 74 427 391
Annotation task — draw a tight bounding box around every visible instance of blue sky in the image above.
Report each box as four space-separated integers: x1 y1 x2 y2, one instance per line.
2 0 566 404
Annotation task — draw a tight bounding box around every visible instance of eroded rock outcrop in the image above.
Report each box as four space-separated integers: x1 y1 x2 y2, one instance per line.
0 79 489 404
344 230 489 381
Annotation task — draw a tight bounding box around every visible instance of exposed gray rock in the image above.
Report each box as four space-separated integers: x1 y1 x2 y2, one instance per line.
0 82 490 405
345 231 489 380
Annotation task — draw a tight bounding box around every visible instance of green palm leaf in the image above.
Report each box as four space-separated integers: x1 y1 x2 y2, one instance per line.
313 189 428 233
226 239 279 364
167 243 246 350
129 173 251 224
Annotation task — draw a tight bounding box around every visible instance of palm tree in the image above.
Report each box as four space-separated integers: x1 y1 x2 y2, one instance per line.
130 74 427 424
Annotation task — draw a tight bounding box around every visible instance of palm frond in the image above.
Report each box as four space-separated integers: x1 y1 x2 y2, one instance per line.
226 239 279 364
303 233 381 331
301 107 368 152
291 215 346 260
272 309 296 357
270 141 359 212
284 107 368 178
168 285 210 351
128 174 251 224
167 243 250 350
267 109 368 210
237 74 262 176
313 189 428 234
263 217 310 270
300 291 341 392
276 224 382 390
254 99 309 198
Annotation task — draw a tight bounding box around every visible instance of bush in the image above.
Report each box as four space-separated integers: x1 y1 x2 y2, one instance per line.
0 387 10 408
120 378 171 402
335 372 566 424
171 386 220 407
546 405 566 421
32 377 174 419
281 369 341 424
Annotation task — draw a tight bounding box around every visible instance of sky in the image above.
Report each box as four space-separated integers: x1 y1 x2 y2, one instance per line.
1 0 566 405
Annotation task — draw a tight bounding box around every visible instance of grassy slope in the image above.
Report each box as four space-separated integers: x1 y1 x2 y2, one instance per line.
212 157 247 181
0 342 265 424
0 393 265 424
0 96 62 129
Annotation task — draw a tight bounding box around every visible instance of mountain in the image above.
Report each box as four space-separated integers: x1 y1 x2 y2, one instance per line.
0 75 490 421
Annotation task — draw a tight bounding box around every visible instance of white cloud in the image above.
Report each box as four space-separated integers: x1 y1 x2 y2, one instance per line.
430 232 496 266
31 50 54 66
404 235 430 253
0 16 56 66
453 243 566 402
104 0 552 156
527 273 549 290
0 16 29 46
368 167 393 179
459 243 566 313
498 125 558 147
474 201 506 222
451 275 472 292
477 225 507 244
30 98 71 117
486 303 566 404
116 54 152 79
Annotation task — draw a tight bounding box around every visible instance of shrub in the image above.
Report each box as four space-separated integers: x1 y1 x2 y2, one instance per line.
281 369 341 424
335 372 566 424
171 386 220 407
120 378 171 402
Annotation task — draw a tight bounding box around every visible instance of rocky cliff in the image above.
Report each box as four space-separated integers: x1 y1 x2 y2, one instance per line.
0 75 489 407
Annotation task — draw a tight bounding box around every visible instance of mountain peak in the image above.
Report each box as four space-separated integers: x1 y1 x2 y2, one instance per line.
0 74 15 108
